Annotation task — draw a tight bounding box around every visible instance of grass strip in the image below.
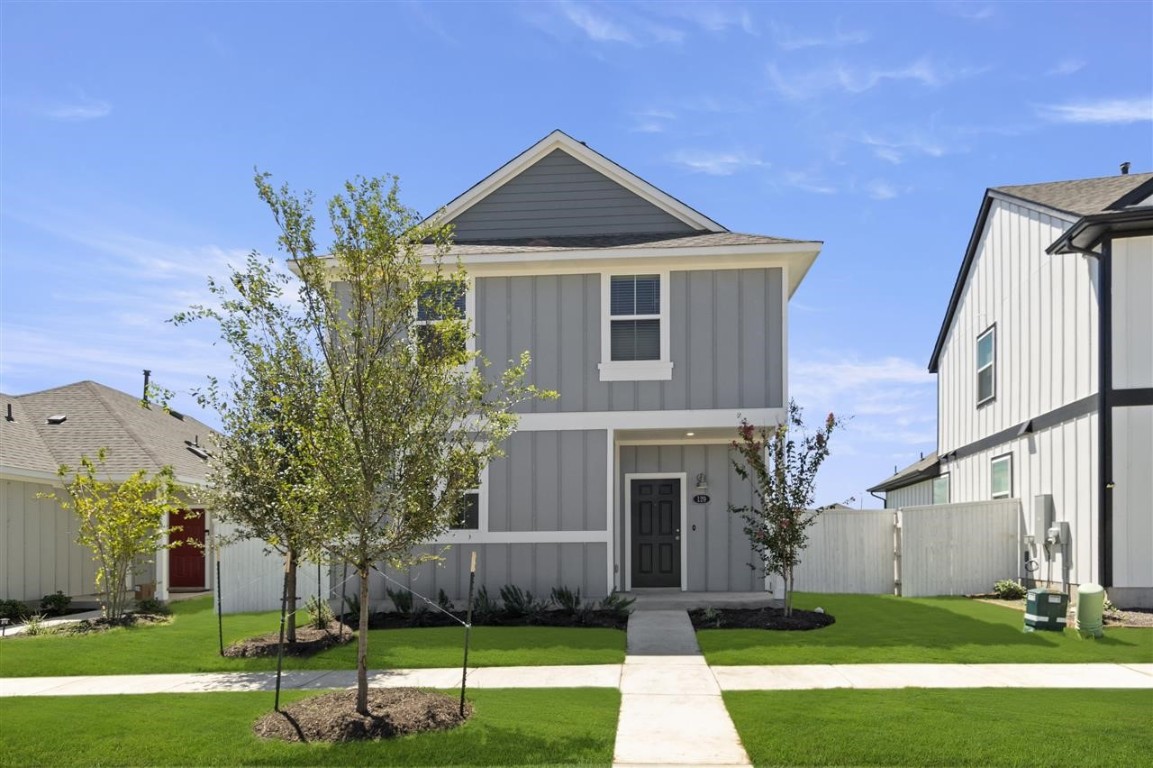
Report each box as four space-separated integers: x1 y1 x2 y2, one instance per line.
726 688 1152 767
0 597 624 677
698 592 1152 665
0 688 619 766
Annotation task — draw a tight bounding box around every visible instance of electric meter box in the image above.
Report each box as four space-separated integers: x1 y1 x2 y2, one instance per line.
1024 589 1068 632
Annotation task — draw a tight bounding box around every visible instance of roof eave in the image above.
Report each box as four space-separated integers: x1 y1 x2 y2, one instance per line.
1048 207 1153 255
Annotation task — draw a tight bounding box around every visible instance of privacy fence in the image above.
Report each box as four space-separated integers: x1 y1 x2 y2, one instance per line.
792 500 1021 597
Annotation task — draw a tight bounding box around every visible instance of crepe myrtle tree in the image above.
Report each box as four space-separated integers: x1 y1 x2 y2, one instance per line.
257 172 554 715
729 401 843 617
44 449 190 621
172 253 327 644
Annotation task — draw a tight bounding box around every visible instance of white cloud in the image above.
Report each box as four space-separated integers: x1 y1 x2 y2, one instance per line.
767 58 982 100
668 148 766 176
558 1 635 43
939 2 996 21
630 108 676 133
1047 58 1085 77
770 20 869 50
858 132 948 164
41 98 112 121
650 2 756 35
780 169 838 195
866 180 899 200
1037 97 1153 125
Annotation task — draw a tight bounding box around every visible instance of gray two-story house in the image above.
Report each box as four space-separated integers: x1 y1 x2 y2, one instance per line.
386 130 823 602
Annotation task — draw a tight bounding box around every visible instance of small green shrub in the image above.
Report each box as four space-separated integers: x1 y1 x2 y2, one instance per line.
135 598 171 616
408 605 432 627
470 586 499 624
305 595 334 630
386 587 413 615
39 591 72 617
500 585 549 620
551 586 583 616
342 593 361 621
994 579 1027 600
700 605 722 628
0 599 29 622
599 591 636 619
437 589 454 612
21 613 52 636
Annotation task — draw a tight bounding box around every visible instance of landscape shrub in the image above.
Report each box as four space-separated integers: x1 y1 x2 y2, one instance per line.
0 599 29 622
386 587 413 615
305 595 334 630
993 579 1027 600
599 591 636 619
499 585 549 621
551 586 583 616
39 591 72 617
135 598 171 615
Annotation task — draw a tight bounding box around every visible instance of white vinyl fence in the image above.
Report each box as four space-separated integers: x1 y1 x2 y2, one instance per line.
214 527 331 614
792 500 1021 597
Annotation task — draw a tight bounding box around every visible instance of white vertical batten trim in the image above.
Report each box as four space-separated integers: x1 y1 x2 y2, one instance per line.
781 263 790 408
623 472 688 592
605 428 615 595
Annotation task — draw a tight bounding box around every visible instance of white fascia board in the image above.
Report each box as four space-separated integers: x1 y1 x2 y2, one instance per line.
429 130 726 233
515 407 785 433
0 467 61 485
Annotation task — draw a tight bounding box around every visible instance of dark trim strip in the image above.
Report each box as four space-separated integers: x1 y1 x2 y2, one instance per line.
940 394 1098 464
1112 388 1153 408
1099 240 1113 588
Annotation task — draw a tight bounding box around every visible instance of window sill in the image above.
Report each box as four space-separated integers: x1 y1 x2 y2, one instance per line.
598 361 673 382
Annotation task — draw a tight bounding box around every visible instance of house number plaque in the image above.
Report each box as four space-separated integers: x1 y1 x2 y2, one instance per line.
692 494 710 504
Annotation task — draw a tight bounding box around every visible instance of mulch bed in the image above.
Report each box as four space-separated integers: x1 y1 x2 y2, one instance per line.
362 609 628 631
253 688 470 743
688 607 835 631
50 613 171 636
223 621 354 658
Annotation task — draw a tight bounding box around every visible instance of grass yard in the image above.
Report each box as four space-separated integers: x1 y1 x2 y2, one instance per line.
0 688 619 766
698 593 1153 665
0 597 625 678
725 688 1153 767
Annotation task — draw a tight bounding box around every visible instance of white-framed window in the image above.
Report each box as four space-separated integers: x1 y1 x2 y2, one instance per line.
932 473 950 505
415 278 473 364
444 459 488 536
598 271 673 381
977 325 996 406
990 453 1012 499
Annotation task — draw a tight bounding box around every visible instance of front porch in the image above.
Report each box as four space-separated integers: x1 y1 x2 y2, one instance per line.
624 589 780 611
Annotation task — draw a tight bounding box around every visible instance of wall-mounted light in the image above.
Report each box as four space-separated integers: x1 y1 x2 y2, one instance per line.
685 431 695 437
696 473 709 491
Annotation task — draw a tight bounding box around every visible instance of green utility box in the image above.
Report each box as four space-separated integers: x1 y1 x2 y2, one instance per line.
1025 589 1069 632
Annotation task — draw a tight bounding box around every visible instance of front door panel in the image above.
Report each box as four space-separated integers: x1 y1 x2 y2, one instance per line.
631 479 681 588
169 510 206 589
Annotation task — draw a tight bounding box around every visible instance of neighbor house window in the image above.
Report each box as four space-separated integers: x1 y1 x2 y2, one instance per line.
598 272 673 381
977 325 996 405
416 280 469 363
990 454 1012 499
932 473 950 505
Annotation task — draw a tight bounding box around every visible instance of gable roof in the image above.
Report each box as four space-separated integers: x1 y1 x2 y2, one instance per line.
929 171 1153 373
430 130 727 236
0 381 217 485
868 452 940 494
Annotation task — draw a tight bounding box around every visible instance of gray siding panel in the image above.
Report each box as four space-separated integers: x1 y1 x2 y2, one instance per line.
450 149 695 240
490 430 607 532
618 444 758 592
478 268 784 413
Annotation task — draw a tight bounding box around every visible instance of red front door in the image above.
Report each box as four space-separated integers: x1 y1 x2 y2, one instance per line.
169 510 206 588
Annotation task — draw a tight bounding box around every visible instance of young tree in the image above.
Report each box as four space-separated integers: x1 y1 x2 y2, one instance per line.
172 253 326 643
258 173 552 714
46 450 189 621
729 401 843 616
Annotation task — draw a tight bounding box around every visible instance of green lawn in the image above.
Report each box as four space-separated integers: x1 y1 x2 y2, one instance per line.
698 593 1153 665
0 597 625 678
0 688 619 766
725 688 1153 767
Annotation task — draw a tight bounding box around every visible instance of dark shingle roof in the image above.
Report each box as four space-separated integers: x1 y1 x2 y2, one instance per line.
868 452 940 494
442 231 815 255
1 381 216 483
993 172 1153 217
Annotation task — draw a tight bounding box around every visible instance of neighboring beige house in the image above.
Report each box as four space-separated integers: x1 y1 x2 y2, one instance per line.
0 380 217 604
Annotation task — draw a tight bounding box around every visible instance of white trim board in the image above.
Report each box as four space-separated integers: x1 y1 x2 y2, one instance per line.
430 530 611 545
515 407 786 432
623 472 688 592
429 130 726 233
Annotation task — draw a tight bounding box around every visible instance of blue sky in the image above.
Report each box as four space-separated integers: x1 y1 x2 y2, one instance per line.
2 1 1151 506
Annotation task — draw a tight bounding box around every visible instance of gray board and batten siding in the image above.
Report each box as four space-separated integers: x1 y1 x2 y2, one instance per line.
476 268 784 412
448 149 698 241
488 430 607 532
619 444 760 593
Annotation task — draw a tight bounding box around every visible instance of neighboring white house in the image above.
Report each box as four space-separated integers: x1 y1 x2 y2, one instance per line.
0 379 217 605
873 169 1153 607
224 129 824 611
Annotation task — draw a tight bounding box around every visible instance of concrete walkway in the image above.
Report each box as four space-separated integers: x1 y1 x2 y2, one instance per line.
613 610 750 768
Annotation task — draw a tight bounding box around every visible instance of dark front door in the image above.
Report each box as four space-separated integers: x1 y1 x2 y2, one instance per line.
169 510 206 588
631 478 681 588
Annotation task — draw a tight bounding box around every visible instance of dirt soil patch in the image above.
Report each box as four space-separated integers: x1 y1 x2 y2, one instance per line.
689 607 835 631
253 688 471 743
224 621 354 658
969 595 1153 628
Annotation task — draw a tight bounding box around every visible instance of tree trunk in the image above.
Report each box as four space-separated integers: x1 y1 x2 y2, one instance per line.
356 566 370 715
285 549 298 644
783 567 794 617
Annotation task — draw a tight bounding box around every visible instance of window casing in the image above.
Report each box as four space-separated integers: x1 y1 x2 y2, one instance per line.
990 454 1012 499
415 279 472 364
977 325 995 406
599 271 672 381
932 473 950 505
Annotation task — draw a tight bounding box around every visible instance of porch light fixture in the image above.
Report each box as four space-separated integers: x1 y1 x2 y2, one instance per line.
685 431 695 437
695 473 709 492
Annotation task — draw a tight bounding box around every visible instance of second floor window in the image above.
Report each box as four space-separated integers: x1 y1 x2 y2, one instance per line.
416 281 468 362
977 325 995 405
610 274 661 361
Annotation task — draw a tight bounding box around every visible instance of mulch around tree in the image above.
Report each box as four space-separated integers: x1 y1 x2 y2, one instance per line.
253 688 471 743
223 621 354 658
688 607 836 631
45 613 171 636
